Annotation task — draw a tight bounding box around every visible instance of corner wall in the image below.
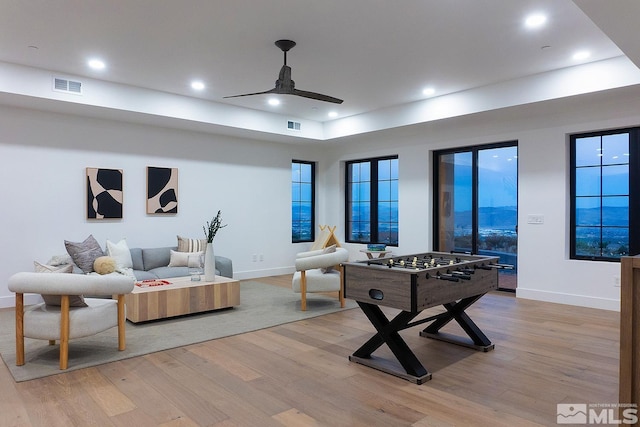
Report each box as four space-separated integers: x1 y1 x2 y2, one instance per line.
0 105 316 307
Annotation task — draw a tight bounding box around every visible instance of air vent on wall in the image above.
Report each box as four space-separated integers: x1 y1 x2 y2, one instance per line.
53 77 83 95
287 120 301 131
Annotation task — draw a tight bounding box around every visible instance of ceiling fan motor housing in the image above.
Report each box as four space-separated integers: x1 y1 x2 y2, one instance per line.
275 40 296 52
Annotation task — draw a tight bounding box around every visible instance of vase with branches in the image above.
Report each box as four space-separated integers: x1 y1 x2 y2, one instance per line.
203 210 227 280
203 210 227 243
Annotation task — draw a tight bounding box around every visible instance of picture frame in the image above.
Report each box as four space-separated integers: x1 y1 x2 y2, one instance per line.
147 166 178 214
86 167 123 219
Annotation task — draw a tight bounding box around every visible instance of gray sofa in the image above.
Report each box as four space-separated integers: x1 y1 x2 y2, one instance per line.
129 246 233 280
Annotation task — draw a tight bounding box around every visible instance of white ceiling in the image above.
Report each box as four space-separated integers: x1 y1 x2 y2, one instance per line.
1 0 639 140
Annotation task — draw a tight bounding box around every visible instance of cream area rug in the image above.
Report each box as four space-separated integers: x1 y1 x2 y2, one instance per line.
0 281 356 382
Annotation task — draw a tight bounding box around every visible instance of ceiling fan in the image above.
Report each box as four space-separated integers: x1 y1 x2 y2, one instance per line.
224 40 344 104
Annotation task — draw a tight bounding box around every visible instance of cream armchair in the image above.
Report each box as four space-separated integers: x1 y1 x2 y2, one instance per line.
292 247 349 311
8 272 135 370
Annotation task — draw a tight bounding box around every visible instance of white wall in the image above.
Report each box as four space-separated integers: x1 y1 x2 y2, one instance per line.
325 91 640 311
0 105 318 307
2 88 640 310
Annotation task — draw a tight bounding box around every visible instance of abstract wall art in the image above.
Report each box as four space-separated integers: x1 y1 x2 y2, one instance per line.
86 167 123 219
147 166 178 214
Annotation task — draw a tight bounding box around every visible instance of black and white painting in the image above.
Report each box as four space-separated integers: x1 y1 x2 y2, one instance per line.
147 166 178 214
86 167 123 219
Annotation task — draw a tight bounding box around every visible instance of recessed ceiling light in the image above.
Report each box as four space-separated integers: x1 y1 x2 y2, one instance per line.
87 59 106 70
572 50 591 61
191 81 205 90
525 13 547 29
422 87 435 96
328 111 338 118
268 98 280 106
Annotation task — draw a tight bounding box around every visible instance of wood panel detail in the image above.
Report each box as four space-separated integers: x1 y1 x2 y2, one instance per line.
620 255 640 412
124 276 240 323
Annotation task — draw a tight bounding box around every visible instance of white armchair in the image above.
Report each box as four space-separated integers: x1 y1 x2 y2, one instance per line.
292 247 349 311
8 272 135 370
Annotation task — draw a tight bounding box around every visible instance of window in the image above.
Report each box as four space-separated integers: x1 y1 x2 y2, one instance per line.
292 160 315 242
434 142 518 290
346 156 398 245
570 128 640 261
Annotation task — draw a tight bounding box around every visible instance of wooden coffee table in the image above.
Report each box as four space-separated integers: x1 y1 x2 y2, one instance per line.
124 275 240 323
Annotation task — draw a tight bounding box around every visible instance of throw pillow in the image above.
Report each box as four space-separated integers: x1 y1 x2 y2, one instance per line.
106 238 133 269
33 261 87 307
168 249 203 267
46 253 73 266
94 256 117 275
65 234 104 273
321 244 337 273
34 261 73 274
177 235 208 253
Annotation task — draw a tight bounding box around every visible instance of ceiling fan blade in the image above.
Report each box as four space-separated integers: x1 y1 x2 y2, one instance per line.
291 89 344 104
223 88 276 99
224 39 345 105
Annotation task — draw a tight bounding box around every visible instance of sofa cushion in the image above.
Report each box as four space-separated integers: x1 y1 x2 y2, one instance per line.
141 247 174 271
132 270 157 281
23 298 118 340
150 266 190 279
64 235 104 273
129 248 144 271
292 269 341 293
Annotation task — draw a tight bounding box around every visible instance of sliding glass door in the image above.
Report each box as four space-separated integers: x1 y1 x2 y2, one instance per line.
434 142 518 290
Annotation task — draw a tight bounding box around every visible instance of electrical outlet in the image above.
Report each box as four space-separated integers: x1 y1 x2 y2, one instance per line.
614 276 621 287
252 254 257 262
259 254 264 262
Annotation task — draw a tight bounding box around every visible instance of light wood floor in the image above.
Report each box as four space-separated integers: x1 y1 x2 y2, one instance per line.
0 274 620 426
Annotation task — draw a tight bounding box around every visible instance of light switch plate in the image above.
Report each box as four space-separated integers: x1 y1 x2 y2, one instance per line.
527 214 544 224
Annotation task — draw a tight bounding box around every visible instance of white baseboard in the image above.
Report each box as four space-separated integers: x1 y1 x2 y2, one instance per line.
516 287 620 311
232 266 295 281
0 293 42 309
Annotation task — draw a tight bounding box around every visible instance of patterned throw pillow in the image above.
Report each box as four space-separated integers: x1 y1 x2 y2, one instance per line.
177 235 208 252
34 261 87 307
64 234 104 273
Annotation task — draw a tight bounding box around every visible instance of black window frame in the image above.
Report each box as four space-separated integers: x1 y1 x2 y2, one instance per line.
432 140 518 253
345 155 399 245
291 160 315 243
570 127 640 261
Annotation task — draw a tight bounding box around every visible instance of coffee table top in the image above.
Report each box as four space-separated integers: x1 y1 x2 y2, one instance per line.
132 275 238 294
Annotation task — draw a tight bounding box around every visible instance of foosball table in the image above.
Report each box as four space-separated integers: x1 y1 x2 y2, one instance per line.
343 251 509 384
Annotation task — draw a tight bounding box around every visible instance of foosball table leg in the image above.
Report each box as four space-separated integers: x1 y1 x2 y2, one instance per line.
419 294 495 351
349 302 432 384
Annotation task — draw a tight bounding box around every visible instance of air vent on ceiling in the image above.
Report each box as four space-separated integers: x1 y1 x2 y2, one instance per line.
287 120 301 131
53 77 83 95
